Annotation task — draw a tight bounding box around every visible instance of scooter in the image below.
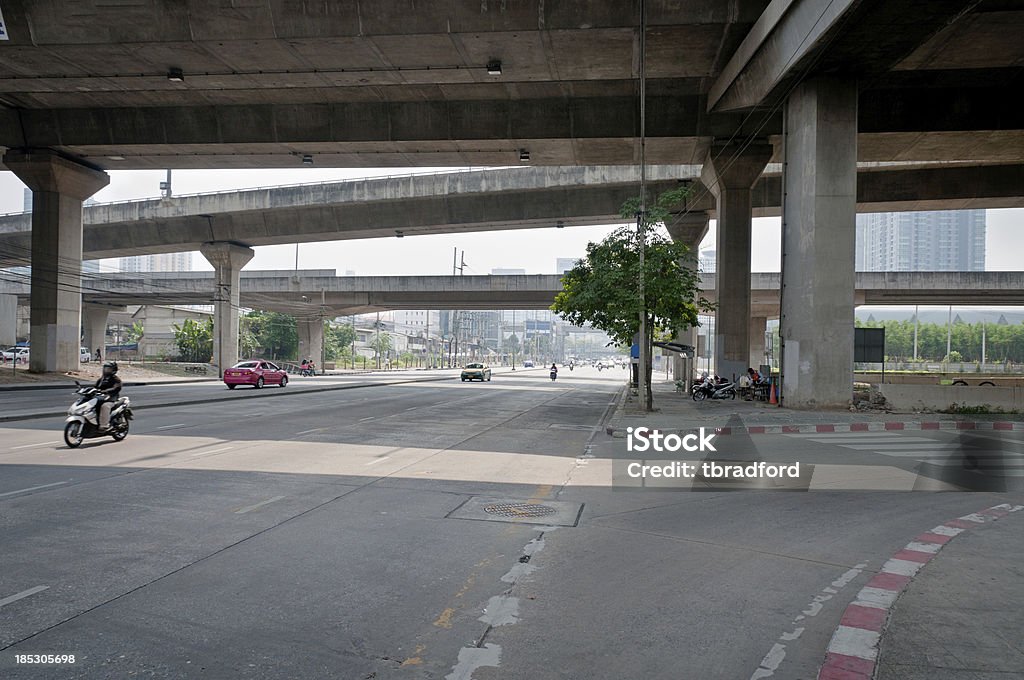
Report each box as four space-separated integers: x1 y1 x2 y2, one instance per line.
550 368 558 381
691 376 736 401
64 383 133 448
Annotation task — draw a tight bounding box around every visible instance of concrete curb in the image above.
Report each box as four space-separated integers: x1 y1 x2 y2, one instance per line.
0 373 462 423
603 420 1024 438
817 503 1023 680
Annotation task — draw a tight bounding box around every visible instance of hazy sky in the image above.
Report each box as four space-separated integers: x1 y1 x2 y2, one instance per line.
0 168 1020 275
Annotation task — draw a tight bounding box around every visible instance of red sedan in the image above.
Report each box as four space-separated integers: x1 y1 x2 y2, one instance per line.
223 360 288 389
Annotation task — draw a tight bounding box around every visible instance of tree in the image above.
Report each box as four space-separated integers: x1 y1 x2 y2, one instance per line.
172 317 213 362
553 187 712 410
371 331 392 365
125 321 144 343
244 311 298 360
325 322 357 362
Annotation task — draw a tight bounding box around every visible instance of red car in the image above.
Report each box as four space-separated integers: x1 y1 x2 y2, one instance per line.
223 360 288 389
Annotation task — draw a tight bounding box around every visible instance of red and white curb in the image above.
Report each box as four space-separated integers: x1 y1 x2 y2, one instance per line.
817 503 1024 680
607 421 1023 437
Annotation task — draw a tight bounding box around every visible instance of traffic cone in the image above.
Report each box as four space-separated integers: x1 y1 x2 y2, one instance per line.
769 381 778 405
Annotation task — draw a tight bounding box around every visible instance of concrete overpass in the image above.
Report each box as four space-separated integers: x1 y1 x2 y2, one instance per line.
0 162 1022 266
5 269 1022 371
1 0 1022 404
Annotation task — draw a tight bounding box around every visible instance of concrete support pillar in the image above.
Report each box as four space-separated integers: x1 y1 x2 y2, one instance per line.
297 318 325 373
82 305 109 360
666 212 711 392
3 149 109 373
780 77 858 409
199 242 254 377
701 142 771 382
749 316 767 369
0 294 16 348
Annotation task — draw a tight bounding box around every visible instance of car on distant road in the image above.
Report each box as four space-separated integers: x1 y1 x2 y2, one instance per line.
223 360 288 389
2 347 29 363
80 347 91 362
523 360 534 368
461 362 492 382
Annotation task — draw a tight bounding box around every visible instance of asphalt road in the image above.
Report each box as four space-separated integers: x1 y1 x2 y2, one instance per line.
0 366 1020 679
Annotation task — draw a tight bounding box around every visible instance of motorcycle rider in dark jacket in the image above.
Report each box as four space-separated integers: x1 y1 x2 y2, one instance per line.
95 361 123 431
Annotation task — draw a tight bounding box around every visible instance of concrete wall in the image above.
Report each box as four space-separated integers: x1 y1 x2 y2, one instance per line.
879 384 1024 413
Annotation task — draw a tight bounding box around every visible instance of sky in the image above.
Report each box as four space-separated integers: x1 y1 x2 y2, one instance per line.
0 167 1021 276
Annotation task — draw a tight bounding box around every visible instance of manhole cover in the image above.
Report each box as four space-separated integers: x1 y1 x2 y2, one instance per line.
483 502 557 518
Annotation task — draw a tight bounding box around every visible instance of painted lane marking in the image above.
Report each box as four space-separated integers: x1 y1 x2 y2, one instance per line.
359 416 375 422
190 446 235 457
0 481 68 498
749 563 868 679
156 423 188 430
10 441 61 450
364 456 391 466
234 496 286 514
294 428 325 436
0 585 49 609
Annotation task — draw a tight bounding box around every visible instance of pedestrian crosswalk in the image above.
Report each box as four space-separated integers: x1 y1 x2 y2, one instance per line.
784 431 1024 476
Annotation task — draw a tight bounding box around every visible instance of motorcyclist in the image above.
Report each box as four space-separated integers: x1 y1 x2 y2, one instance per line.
95 361 123 432
550 363 558 379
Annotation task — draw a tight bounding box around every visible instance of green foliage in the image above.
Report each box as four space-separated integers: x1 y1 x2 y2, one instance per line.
371 330 393 358
125 321 145 343
325 322 357 361
855 318 1024 363
172 317 213 362
552 224 712 347
244 311 298 360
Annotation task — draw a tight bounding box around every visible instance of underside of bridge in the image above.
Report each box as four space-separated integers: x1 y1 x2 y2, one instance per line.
1 0 1021 402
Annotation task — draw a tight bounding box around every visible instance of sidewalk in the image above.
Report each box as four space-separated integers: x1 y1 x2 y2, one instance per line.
604 379 1024 437
874 509 1024 679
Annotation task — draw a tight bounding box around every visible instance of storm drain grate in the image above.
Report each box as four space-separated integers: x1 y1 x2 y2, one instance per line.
483 502 557 518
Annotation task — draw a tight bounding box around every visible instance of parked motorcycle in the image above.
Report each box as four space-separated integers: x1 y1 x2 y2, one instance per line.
64 383 133 448
691 376 736 401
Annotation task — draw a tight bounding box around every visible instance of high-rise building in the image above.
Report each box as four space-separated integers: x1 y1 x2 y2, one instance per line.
23 188 32 212
855 210 986 271
556 258 578 274
118 252 193 273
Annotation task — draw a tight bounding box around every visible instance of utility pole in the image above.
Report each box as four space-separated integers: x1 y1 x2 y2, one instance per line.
375 311 381 370
512 310 517 370
946 305 953 368
913 305 919 361
636 0 650 410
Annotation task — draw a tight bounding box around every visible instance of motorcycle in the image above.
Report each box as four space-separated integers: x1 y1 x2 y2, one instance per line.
64 383 133 448
550 368 558 381
691 376 736 401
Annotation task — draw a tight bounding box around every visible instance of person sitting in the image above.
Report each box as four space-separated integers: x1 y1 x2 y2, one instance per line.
747 367 762 384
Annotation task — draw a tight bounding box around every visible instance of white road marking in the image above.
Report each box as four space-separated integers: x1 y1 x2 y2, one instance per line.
881 558 924 577
827 625 880 661
929 525 965 537
234 496 286 514
364 456 391 466
359 416 375 421
0 585 49 608
156 423 188 430
785 433 912 439
798 436 938 444
190 446 234 457
294 428 324 435
853 586 900 610
0 481 68 498
10 441 61 450
905 541 942 554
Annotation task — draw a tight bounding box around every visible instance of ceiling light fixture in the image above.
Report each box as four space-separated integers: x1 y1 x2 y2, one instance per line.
302 154 313 165
519 149 530 162
487 59 502 76
395 230 405 238
167 67 184 82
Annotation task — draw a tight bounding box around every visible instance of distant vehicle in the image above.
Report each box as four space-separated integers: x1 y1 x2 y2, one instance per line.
2 347 29 363
461 362 492 382
523 360 535 368
80 347 91 363
223 360 288 389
